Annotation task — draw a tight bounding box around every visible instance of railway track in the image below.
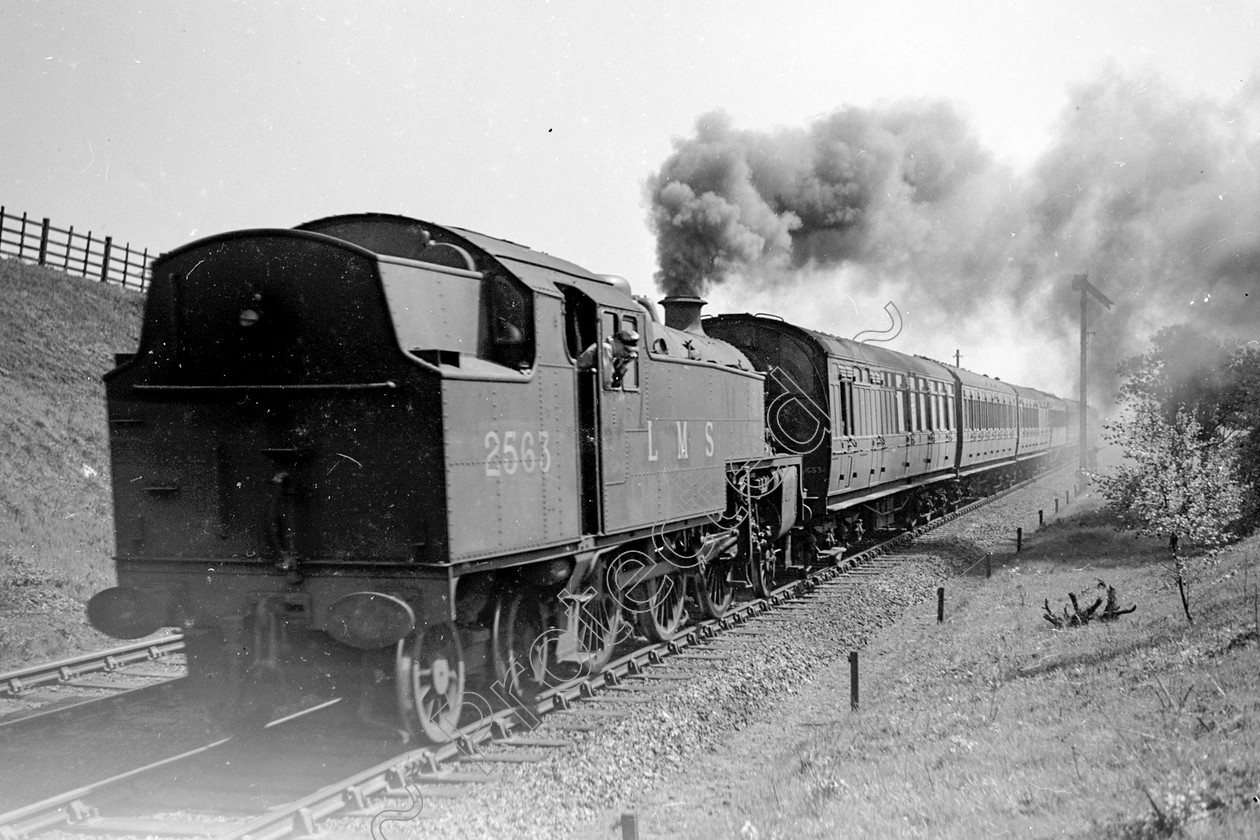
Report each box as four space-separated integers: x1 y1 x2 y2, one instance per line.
0 473 1061 840
0 634 185 736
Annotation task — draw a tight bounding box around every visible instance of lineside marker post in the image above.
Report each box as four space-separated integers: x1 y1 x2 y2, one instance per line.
620 812 638 840
986 554 992 578
1017 528 1023 552
1039 510 1044 527
937 587 945 623
1055 498 1060 514
849 651 859 711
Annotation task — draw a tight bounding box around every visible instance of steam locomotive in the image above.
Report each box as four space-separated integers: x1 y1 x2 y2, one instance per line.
86 213 1079 739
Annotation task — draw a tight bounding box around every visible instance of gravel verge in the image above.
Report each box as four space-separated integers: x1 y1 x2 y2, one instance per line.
319 469 1078 840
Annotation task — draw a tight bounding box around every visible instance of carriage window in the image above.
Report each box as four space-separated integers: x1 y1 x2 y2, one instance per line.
832 382 843 436
842 381 854 436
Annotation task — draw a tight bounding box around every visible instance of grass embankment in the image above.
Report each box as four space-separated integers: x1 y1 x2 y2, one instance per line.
751 504 1260 838
0 258 144 668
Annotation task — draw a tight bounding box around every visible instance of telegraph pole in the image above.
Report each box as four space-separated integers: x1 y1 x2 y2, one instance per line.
1072 274 1114 494
1079 276 1087 488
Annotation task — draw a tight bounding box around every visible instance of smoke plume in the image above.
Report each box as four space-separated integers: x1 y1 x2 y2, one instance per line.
647 68 1260 402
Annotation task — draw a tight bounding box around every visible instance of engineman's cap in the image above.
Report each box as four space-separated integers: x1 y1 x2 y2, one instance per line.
615 329 640 346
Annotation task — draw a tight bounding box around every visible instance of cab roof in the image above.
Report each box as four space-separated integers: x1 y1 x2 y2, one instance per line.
298 213 631 306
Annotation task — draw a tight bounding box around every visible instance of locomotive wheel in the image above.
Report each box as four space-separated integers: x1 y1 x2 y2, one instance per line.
633 572 686 642
396 621 466 743
491 588 550 704
693 560 734 619
575 593 620 672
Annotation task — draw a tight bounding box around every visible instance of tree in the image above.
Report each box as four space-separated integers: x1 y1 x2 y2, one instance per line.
1115 326 1260 530
1116 324 1231 433
1098 400 1244 623
1100 401 1244 546
1219 344 1260 527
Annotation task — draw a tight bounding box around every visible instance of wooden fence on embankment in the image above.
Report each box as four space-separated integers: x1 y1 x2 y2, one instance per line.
0 206 153 291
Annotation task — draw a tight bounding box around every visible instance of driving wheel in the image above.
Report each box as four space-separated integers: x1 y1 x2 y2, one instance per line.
633 572 686 642
491 588 551 704
396 621 465 742
694 559 734 618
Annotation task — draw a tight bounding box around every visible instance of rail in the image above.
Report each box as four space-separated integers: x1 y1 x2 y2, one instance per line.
0 634 184 697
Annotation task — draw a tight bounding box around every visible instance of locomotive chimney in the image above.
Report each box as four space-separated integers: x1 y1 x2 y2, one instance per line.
659 295 707 335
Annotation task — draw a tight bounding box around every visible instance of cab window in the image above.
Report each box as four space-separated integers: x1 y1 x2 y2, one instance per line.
618 314 640 390
590 310 640 391
487 273 533 370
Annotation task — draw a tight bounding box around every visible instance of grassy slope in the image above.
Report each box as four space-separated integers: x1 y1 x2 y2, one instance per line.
0 258 144 668
744 505 1260 838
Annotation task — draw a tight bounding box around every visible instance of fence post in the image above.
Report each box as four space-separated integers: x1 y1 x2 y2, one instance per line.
19 211 28 259
140 248 149 291
121 242 132 287
64 226 73 269
38 219 50 265
849 651 859 711
100 236 113 283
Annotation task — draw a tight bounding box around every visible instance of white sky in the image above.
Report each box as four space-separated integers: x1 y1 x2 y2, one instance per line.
2 0 1258 385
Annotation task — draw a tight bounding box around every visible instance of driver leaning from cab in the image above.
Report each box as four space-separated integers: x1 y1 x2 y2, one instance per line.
578 328 639 388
